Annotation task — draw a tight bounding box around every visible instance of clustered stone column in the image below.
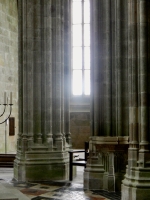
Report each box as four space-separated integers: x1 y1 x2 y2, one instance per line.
85 0 150 198
84 0 129 191
90 0 128 138
14 0 71 182
122 1 150 199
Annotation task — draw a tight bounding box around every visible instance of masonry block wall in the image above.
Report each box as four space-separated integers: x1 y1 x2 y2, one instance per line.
0 0 18 153
70 112 90 149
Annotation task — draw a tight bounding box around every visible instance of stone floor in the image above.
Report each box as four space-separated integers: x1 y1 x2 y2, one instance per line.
0 167 121 200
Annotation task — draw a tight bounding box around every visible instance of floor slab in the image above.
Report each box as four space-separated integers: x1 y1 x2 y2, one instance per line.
0 167 121 200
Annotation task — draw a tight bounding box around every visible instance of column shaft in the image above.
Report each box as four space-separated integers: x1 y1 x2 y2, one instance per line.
64 0 71 145
91 0 100 136
129 0 138 145
26 0 34 147
139 0 149 151
102 0 112 136
18 0 23 150
128 0 139 170
111 0 117 136
51 0 63 149
61 0 65 144
116 0 128 136
44 0 53 145
33 0 42 143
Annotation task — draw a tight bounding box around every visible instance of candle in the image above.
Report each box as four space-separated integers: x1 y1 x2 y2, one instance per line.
10 92 12 104
4 92 6 104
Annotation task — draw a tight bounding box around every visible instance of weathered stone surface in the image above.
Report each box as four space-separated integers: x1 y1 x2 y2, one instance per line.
14 0 71 182
88 1 150 198
0 0 18 153
70 112 90 149
84 136 128 191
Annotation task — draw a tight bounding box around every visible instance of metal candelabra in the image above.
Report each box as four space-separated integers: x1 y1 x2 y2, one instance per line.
0 92 13 124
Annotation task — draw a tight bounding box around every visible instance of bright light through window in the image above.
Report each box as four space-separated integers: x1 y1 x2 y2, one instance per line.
72 0 90 96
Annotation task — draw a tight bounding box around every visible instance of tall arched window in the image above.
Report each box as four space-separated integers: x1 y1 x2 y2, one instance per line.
72 0 90 96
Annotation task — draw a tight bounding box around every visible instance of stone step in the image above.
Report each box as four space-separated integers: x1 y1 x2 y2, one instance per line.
0 183 18 200
0 182 30 200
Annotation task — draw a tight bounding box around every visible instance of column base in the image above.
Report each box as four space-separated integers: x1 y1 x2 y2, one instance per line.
84 136 129 191
14 145 69 182
122 167 150 200
122 183 150 200
84 165 124 191
84 164 105 190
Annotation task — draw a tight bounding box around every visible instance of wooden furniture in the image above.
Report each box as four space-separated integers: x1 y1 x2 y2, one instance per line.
9 117 15 136
68 142 89 181
0 154 16 168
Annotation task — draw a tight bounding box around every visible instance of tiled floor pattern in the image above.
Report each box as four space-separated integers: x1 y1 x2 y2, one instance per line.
0 167 121 200
10 180 121 200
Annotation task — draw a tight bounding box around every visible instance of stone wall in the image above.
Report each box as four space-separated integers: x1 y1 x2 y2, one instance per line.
70 112 90 149
0 0 18 153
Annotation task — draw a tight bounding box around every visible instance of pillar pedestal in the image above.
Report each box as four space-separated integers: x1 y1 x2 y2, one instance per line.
122 165 150 200
14 144 69 182
84 136 129 191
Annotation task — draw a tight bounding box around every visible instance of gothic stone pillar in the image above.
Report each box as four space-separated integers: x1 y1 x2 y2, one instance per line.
85 0 129 192
122 1 150 199
14 0 71 182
